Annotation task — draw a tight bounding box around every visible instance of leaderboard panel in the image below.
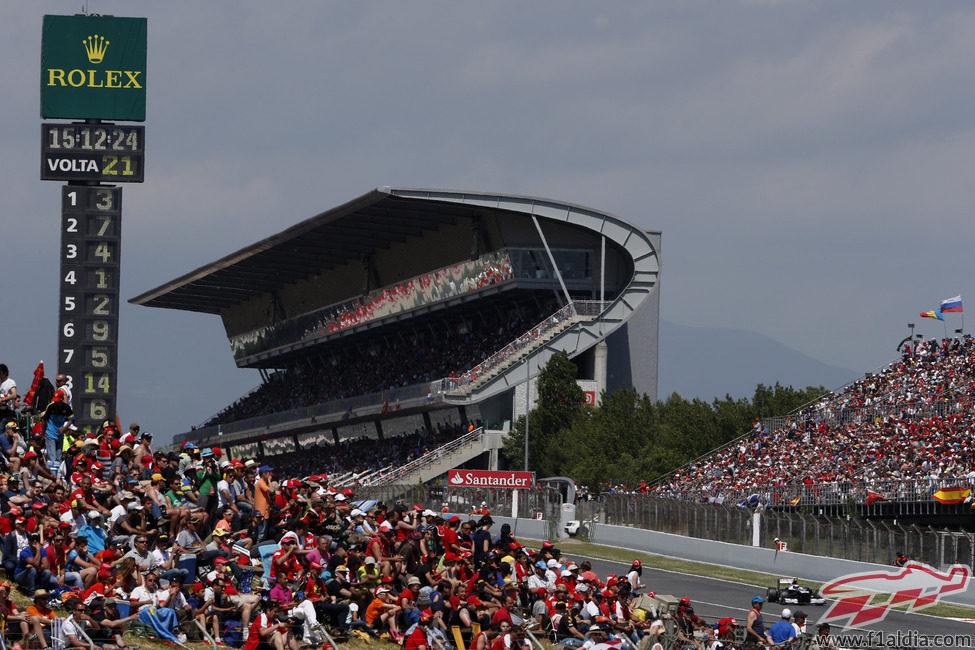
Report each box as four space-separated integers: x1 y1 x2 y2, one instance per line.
59 185 120 432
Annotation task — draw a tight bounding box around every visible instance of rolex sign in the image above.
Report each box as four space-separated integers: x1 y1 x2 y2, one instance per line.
41 15 147 121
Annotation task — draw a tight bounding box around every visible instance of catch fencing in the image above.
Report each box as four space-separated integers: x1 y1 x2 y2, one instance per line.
653 476 975 517
576 495 975 570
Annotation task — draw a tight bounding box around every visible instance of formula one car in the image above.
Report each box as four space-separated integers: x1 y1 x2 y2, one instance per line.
766 578 826 606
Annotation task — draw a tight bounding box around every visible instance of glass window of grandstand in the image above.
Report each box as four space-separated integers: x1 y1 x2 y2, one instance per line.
511 249 591 281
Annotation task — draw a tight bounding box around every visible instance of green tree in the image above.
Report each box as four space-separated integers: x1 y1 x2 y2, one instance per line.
501 351 584 476
562 387 656 490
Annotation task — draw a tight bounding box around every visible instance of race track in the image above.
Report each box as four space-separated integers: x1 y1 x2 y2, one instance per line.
558 549 975 646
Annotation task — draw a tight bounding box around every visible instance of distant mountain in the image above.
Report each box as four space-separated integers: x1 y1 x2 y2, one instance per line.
658 320 858 402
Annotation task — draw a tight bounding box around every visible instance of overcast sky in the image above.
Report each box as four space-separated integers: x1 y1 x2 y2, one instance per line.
2 2 973 443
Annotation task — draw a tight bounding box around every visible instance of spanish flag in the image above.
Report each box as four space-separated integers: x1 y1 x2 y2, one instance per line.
789 496 801 506
921 310 944 321
933 487 970 504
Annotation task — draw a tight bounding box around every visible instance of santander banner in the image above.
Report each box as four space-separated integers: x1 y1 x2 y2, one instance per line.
448 469 535 488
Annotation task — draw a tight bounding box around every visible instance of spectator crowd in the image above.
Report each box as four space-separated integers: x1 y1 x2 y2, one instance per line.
653 335 975 503
0 372 816 650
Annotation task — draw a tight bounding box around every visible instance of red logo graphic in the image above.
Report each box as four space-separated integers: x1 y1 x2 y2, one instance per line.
447 470 534 488
819 561 969 628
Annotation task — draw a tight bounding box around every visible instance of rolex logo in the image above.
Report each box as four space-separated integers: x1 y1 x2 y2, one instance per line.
83 34 109 64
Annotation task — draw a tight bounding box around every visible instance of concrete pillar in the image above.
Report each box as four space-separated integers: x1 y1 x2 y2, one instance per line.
594 341 608 405
375 419 384 440
489 446 499 471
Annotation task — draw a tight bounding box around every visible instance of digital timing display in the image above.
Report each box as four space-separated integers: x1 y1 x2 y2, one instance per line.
42 123 144 182
58 185 121 433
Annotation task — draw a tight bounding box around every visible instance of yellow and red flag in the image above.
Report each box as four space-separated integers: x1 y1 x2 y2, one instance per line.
933 487 970 504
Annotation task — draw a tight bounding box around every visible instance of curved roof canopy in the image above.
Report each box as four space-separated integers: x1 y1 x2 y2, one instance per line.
130 188 470 314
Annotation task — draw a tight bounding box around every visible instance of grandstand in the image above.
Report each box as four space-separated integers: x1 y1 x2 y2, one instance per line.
130 187 660 468
651 334 975 522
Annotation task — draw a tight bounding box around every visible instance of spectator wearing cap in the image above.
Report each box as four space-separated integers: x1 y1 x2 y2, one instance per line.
194 448 222 524
2 511 28 576
528 560 554 594
318 564 352 630
397 574 424 629
134 430 153 472
365 585 404 640
786 609 806 637
20 449 55 485
403 607 436 650
357 554 381 590
769 608 797 648
554 596 588 647
673 605 703 650
368 520 398 576
0 579 30 641
746 596 771 647
1 421 24 472
71 474 110 517
110 495 154 545
42 384 74 467
230 460 253 516
216 462 240 516
442 514 462 555
714 617 739 646
254 466 273 541
112 445 135 478
625 559 646 595
143 471 169 520
25 588 56 648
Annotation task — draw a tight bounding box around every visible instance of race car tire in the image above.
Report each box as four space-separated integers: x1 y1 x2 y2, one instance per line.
766 588 779 603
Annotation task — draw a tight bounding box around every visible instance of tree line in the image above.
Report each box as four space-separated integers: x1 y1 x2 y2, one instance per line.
500 352 826 491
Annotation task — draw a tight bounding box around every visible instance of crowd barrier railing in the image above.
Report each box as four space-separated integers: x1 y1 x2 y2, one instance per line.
359 427 485 487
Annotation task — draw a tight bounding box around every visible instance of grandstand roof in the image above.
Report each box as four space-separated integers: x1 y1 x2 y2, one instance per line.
129 187 476 314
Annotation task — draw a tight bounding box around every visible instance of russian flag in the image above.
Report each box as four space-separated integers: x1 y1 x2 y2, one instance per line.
941 295 964 313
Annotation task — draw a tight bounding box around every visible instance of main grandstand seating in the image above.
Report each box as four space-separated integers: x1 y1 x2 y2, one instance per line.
256 422 467 479
652 336 975 505
205 295 559 426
